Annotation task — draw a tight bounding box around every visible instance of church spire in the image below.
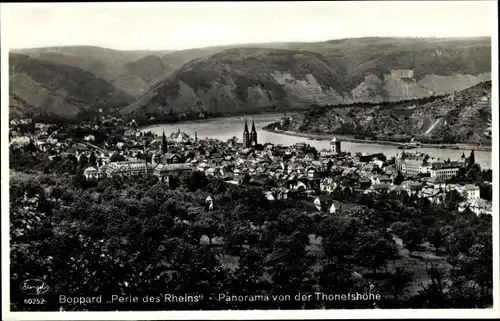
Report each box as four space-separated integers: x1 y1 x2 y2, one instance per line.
244 118 249 134
250 117 258 146
243 118 250 147
162 130 168 154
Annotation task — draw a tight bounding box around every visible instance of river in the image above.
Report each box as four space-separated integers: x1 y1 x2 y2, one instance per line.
142 114 492 170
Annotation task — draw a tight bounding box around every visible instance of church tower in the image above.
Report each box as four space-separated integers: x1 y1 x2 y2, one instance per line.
162 130 168 154
330 137 341 154
243 118 250 147
250 117 258 146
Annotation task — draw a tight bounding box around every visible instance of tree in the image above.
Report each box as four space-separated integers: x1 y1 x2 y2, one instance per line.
321 216 357 262
109 152 125 162
383 265 413 301
468 150 475 168
351 228 398 273
195 214 221 246
88 152 97 167
186 171 209 192
401 224 424 257
427 227 445 254
394 171 405 185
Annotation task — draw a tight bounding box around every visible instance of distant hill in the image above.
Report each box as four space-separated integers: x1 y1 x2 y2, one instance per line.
9 53 134 120
12 46 174 96
296 37 492 87
123 37 491 119
121 48 348 119
280 81 492 145
159 42 306 71
159 37 491 86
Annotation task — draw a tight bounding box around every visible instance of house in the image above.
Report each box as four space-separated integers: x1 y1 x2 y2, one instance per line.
358 178 372 189
458 199 492 216
161 153 183 164
84 135 95 142
307 168 317 179
401 181 423 195
320 177 338 193
37 142 52 152
83 167 99 180
370 183 391 194
312 195 339 213
456 184 480 201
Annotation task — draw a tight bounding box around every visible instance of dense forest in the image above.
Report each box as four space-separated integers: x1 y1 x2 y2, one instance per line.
10 149 492 311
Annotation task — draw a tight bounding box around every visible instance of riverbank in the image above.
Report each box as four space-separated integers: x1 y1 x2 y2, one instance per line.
262 127 492 152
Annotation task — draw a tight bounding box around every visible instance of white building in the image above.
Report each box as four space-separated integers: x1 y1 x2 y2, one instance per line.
456 184 481 201
83 167 99 180
330 137 342 154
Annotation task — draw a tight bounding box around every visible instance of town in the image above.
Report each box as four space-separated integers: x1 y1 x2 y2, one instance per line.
9 114 493 217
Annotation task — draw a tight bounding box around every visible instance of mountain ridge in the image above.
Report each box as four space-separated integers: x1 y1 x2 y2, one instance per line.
9 53 134 120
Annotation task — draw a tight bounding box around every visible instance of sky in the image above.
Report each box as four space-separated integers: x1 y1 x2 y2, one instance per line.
2 1 495 51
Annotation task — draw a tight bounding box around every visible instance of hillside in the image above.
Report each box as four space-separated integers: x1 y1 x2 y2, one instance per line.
9 54 134 120
159 37 491 92
122 48 348 118
123 37 491 119
159 42 306 71
297 37 491 87
278 81 492 145
12 46 173 96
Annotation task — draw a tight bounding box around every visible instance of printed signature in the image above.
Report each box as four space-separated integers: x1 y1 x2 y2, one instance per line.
20 279 49 295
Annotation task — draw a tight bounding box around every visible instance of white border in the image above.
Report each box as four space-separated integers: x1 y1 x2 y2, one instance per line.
1 1 498 320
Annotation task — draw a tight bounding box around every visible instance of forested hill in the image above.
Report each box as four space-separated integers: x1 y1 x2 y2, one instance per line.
9 54 134 120
279 81 492 145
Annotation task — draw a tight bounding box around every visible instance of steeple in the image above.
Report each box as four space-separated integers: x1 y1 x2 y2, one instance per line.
243 118 250 147
244 119 249 134
250 117 258 146
194 131 198 144
162 130 168 154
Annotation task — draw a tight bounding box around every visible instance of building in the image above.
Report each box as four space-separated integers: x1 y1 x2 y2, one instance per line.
153 163 192 181
169 128 190 143
330 137 341 154
430 162 462 181
100 160 155 177
83 167 99 180
456 184 481 201
401 159 423 176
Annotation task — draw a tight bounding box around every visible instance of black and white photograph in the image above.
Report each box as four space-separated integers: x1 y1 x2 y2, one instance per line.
1 1 498 319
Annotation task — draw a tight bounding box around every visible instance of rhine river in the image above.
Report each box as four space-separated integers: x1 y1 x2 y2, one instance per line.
142 113 492 170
